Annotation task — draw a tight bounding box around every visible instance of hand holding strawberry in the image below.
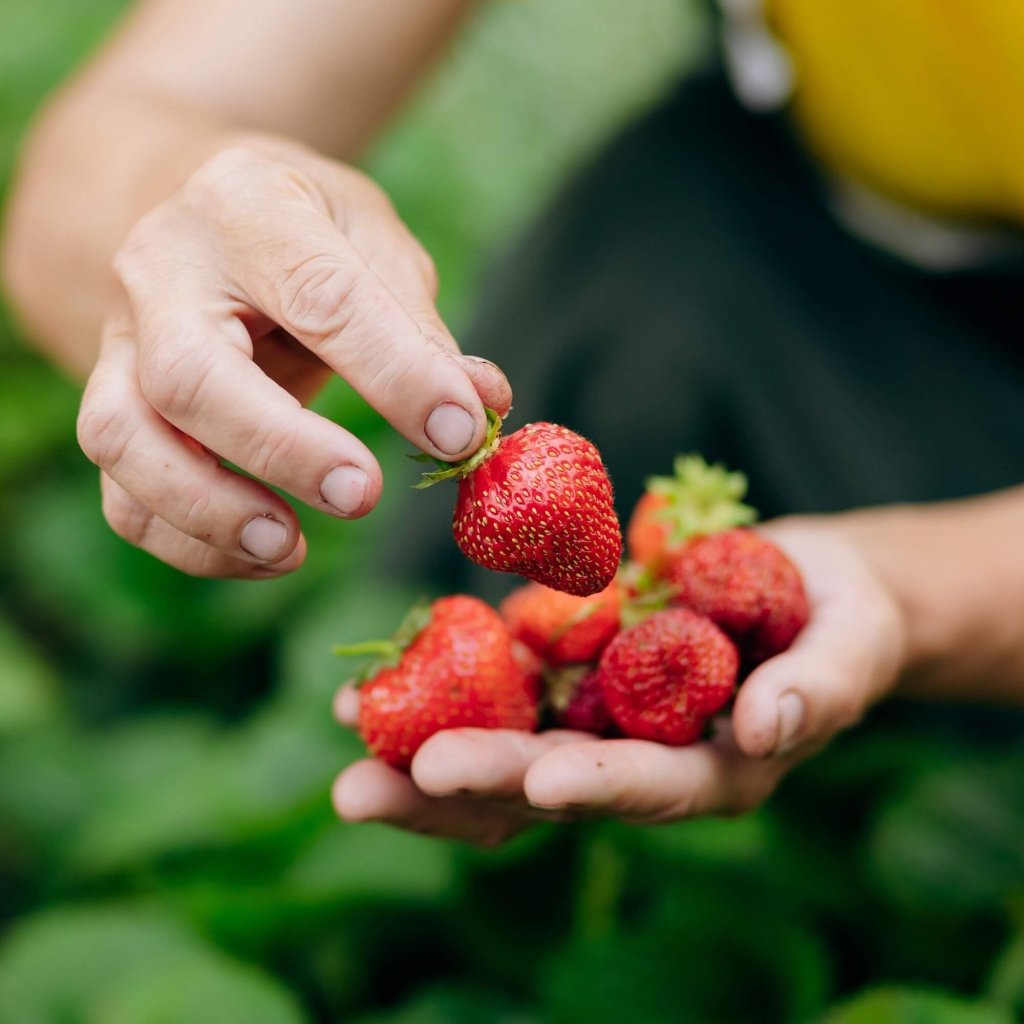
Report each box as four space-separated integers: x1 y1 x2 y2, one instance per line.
333 522 906 841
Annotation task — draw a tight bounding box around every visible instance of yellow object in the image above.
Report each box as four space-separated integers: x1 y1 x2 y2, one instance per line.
766 0 1024 224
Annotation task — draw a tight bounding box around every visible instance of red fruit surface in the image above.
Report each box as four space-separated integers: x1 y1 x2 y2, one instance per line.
598 608 738 745
549 666 615 735
358 595 538 769
626 492 672 569
661 528 809 667
452 422 622 597
499 580 621 666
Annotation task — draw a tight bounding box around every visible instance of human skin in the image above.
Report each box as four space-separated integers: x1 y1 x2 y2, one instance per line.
3 0 499 577
4 0 1024 836
333 500 1024 844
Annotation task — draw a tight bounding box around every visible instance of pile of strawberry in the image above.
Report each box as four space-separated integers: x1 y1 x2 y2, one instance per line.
336 416 809 769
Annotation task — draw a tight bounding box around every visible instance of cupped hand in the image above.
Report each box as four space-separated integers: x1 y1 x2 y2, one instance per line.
78 139 510 577
331 521 908 844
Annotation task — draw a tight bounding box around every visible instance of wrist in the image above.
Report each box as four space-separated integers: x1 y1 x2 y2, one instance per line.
826 496 1024 703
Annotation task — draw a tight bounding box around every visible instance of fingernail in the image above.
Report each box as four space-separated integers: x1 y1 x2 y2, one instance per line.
775 692 805 756
320 465 368 516
424 402 477 456
240 514 288 562
460 354 501 371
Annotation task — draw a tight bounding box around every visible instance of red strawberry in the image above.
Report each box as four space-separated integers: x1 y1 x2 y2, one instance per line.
499 580 621 666
335 595 538 769
597 608 738 745
417 411 622 597
662 528 809 667
546 665 616 735
626 455 756 570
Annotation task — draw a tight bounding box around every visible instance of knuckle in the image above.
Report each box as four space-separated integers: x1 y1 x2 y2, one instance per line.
138 341 213 421
77 396 133 471
185 145 270 212
102 486 155 549
112 209 166 294
246 410 303 481
179 486 215 539
344 168 391 210
278 254 367 339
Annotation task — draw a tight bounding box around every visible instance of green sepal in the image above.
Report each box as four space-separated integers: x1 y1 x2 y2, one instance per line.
646 454 758 544
615 562 680 629
332 599 433 685
411 407 504 489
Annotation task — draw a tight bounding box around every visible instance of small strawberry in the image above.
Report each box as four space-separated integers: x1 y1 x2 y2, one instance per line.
499 580 621 667
626 455 756 570
662 528 809 668
546 665 616 735
597 608 738 745
416 410 622 597
334 595 538 769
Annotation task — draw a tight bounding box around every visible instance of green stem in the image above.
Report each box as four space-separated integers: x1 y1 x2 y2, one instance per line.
332 641 401 659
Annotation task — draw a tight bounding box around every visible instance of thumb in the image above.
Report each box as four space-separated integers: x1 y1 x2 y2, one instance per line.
731 529 905 759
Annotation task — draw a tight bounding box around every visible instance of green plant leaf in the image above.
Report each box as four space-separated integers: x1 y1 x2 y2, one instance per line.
865 755 1024 913
87 952 307 1024
819 986 1014 1024
0 618 60 733
0 905 202 1021
285 822 458 905
987 928 1024 1018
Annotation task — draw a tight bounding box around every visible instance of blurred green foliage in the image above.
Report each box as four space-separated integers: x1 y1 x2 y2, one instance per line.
1 1 1023 1021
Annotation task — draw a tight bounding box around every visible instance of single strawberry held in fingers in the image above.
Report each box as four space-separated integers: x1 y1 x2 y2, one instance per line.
598 607 738 745
416 410 622 597
499 579 621 666
334 595 538 770
663 528 810 668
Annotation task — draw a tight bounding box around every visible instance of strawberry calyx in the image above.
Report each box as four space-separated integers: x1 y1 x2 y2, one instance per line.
411 407 504 489
333 600 433 685
615 562 678 628
646 454 758 544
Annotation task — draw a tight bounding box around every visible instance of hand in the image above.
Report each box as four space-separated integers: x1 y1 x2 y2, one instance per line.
77 139 510 577
330 521 908 845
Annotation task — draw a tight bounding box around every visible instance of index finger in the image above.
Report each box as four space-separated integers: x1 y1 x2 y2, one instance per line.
233 205 490 461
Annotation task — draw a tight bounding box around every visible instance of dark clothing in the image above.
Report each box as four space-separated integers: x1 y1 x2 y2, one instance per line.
398 72 1024 605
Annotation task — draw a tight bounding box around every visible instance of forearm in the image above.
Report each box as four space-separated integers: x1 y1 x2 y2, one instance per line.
2 0 475 376
830 488 1024 703
3 87 238 375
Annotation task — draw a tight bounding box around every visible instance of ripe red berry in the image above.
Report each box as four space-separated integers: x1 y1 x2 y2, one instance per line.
598 608 738 745
338 595 538 769
626 455 756 570
499 580 621 667
662 528 809 667
547 665 616 735
418 412 622 597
